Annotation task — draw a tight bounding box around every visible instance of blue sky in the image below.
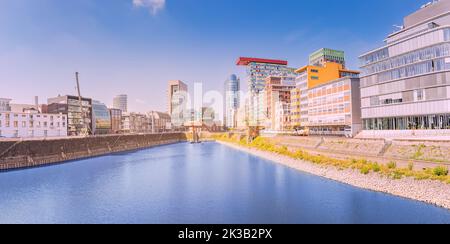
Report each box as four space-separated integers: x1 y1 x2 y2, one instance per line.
0 0 427 112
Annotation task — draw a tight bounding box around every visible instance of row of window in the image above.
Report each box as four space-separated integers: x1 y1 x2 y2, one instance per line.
388 28 445 58
309 95 347 107
361 42 450 77
0 120 66 128
361 28 450 67
362 58 450 86
309 115 350 126
360 48 389 66
369 89 426 106
309 104 348 116
0 114 65 120
363 114 450 130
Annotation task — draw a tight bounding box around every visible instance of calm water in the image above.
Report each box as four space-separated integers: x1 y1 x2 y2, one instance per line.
0 142 449 224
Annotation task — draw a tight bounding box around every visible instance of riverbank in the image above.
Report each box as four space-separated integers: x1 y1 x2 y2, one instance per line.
217 140 450 210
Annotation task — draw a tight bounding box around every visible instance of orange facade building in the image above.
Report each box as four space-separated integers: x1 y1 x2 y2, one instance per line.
291 61 360 129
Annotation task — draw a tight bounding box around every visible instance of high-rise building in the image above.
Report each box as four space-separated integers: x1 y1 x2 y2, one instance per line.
168 80 188 127
309 48 346 67
47 95 93 136
237 57 296 126
359 0 450 137
224 74 240 128
92 100 112 135
265 76 296 131
113 94 128 113
291 60 359 129
237 57 293 93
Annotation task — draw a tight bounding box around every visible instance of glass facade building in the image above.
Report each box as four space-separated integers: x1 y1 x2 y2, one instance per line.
224 74 240 128
359 0 450 134
92 100 112 135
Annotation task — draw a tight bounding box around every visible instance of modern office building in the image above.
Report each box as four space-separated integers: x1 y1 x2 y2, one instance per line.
109 108 122 134
237 57 296 126
0 99 67 138
265 76 296 131
309 48 346 67
92 100 112 135
359 0 450 137
168 80 189 127
147 111 171 133
0 98 11 112
224 74 240 128
113 95 128 113
307 77 362 137
291 60 360 129
47 95 93 136
121 112 150 134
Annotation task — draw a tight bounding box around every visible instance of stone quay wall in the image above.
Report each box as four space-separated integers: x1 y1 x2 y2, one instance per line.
0 133 187 170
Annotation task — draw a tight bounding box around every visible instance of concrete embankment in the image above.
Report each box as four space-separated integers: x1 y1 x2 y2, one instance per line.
251 135 450 169
0 133 187 170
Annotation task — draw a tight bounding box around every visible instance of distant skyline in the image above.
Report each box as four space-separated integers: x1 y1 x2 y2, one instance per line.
1 0 427 112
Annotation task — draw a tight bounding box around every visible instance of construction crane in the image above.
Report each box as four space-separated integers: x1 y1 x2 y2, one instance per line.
75 72 91 137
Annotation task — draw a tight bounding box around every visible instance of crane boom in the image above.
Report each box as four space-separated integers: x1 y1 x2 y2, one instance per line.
75 72 89 137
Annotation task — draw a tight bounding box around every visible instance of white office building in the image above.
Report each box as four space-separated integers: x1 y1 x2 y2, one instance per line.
359 0 450 138
0 109 67 139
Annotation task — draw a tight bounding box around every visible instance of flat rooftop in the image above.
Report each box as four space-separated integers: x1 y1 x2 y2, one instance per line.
236 57 288 66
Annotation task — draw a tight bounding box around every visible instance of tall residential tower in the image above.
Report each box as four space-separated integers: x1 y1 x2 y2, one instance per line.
224 74 240 128
237 57 296 126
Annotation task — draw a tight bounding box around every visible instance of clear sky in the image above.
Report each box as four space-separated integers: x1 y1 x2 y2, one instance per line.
0 0 427 112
